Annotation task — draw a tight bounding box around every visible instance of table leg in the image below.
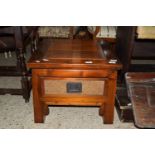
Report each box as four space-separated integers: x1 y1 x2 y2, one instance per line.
32 71 44 123
99 104 104 116
104 102 114 124
104 73 117 124
44 104 49 115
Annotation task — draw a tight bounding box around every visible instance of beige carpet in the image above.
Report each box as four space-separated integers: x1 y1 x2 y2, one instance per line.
0 76 135 129
0 94 135 129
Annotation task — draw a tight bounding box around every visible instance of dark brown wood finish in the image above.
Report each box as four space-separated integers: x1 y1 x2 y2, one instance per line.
126 72 155 128
0 26 38 102
28 39 122 124
115 26 155 122
116 26 155 80
116 26 136 78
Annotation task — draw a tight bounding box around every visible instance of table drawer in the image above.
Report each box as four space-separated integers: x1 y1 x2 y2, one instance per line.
41 78 105 96
35 69 111 78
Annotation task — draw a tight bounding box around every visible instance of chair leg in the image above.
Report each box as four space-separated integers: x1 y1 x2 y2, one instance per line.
21 76 30 102
17 47 31 103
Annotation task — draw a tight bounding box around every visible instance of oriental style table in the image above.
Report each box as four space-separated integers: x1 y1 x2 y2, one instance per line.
27 39 122 124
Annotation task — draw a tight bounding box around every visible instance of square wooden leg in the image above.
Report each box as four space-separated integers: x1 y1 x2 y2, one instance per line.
32 71 44 123
99 104 104 116
44 104 49 115
103 103 114 124
33 101 44 123
103 73 117 124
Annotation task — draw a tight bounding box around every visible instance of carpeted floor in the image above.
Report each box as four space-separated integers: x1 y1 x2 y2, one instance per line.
0 76 135 129
0 94 135 129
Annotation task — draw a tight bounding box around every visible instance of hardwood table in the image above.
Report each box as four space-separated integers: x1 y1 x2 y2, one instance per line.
27 39 122 124
126 72 155 128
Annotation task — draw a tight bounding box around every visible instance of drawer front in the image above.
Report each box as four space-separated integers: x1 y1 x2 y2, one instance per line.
41 78 105 96
35 69 111 78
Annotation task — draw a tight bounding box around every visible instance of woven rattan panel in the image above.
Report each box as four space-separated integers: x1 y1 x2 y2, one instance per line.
44 79 105 95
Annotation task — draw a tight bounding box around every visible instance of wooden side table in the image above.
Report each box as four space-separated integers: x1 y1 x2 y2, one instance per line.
27 39 122 124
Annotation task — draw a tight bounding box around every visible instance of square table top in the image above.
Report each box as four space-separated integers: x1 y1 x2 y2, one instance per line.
27 39 122 70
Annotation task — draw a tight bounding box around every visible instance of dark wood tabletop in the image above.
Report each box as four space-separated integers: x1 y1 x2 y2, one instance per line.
27 39 121 70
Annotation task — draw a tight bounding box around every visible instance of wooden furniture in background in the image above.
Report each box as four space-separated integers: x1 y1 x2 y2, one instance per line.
73 26 93 40
38 26 117 61
116 26 155 80
126 72 155 128
0 26 38 102
38 26 73 39
115 26 155 122
91 26 117 52
38 26 117 41
27 39 121 124
92 26 117 42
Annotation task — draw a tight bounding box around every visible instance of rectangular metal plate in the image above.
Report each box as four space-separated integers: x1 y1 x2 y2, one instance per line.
66 82 82 93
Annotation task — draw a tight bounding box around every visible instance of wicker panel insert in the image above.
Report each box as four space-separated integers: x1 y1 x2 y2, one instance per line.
44 79 105 95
